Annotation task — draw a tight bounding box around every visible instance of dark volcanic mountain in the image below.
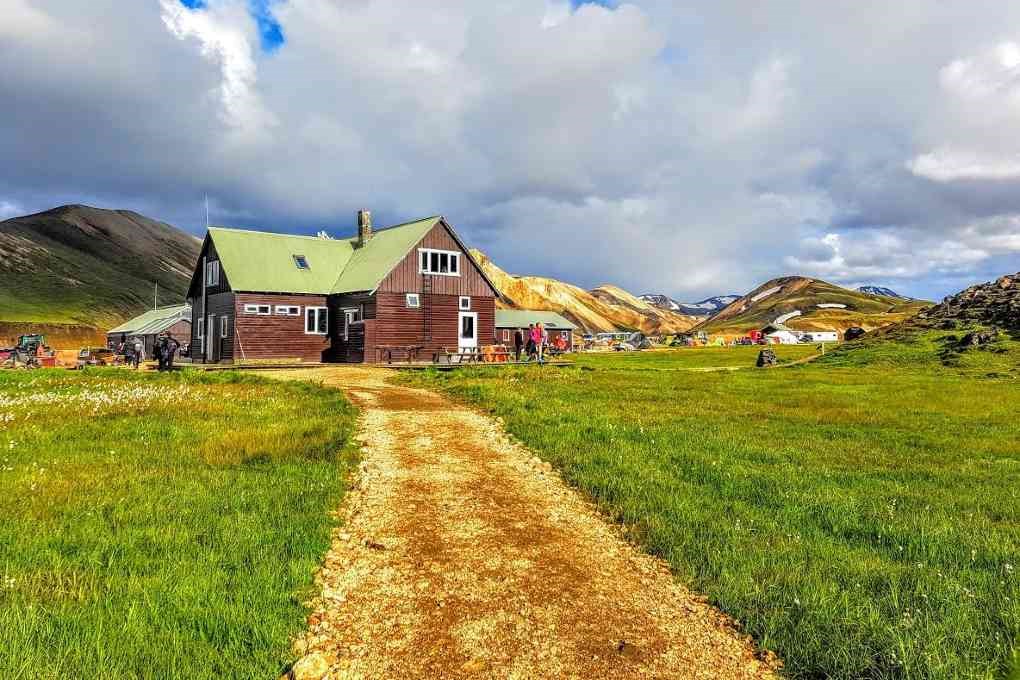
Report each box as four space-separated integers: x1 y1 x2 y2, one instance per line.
0 205 200 332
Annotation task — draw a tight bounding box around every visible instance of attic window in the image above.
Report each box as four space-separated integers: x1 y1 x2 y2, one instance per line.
293 255 310 270
419 248 460 276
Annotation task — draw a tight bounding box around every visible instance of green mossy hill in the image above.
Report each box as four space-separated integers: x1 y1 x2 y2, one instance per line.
0 205 200 328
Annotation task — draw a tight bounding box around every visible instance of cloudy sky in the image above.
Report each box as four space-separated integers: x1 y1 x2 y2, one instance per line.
2 0 1019 300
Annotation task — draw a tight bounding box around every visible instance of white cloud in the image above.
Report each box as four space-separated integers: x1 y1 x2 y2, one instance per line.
0 201 25 220
3 1 1020 301
907 149 1020 181
159 0 275 135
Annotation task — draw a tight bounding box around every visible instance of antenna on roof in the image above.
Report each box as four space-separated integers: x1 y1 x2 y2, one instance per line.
205 194 210 229
154 280 158 310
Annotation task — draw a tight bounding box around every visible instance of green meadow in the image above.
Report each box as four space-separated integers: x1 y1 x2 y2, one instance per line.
403 334 1020 679
0 369 358 679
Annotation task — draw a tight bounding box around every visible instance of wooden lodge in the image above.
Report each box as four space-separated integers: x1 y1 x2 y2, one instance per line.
185 212 500 364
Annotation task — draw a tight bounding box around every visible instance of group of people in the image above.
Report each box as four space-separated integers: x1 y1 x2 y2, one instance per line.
115 333 179 370
511 322 554 363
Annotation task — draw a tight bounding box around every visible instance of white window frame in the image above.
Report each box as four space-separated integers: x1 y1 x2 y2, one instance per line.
502 329 510 342
405 293 420 309
459 296 471 310
275 305 301 316
418 248 461 276
292 254 310 270
341 307 362 340
196 318 204 352
305 307 329 335
205 260 220 287
244 304 271 315
220 316 229 339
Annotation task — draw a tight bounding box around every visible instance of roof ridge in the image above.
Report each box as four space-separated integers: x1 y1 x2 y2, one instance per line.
209 217 441 242
209 226 351 243
328 216 442 293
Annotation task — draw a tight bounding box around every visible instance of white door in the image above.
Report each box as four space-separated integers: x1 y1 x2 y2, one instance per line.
458 312 478 350
205 314 215 361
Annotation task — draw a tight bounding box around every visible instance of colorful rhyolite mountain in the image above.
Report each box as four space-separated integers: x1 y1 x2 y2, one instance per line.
694 276 931 336
470 250 698 334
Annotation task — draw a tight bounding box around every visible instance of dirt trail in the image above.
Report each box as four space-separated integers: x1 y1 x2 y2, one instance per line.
271 367 778 680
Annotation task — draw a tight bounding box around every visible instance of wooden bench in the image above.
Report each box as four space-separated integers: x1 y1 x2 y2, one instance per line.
376 345 424 364
432 347 485 364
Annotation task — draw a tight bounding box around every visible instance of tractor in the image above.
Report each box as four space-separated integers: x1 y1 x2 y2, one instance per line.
1 334 54 369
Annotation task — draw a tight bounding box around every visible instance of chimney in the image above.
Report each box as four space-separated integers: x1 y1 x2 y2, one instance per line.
357 210 373 247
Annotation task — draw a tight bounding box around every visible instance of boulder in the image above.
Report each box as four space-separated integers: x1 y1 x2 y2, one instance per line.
756 348 778 367
289 652 330 680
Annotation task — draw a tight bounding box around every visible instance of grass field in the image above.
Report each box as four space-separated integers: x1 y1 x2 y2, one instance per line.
0 369 358 679
402 337 1020 679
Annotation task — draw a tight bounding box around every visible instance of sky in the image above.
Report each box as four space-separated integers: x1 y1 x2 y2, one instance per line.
1 1 1019 301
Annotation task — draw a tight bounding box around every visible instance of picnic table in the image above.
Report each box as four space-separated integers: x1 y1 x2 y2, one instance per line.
432 345 513 364
376 344 424 364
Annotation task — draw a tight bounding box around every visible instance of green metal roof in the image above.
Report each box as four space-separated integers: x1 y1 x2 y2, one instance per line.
332 217 440 293
205 217 441 295
108 304 190 334
208 227 355 294
495 309 577 330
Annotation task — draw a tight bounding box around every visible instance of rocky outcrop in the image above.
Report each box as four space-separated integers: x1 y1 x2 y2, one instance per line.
915 273 1019 331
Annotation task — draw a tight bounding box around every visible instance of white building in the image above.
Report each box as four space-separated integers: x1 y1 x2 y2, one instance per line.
766 330 802 345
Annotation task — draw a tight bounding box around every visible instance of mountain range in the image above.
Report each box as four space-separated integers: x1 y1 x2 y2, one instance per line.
0 205 937 345
639 294 742 317
469 250 699 335
694 276 931 336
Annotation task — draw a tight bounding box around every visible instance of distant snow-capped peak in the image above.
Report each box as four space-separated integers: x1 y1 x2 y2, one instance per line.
857 285 909 299
640 293 742 316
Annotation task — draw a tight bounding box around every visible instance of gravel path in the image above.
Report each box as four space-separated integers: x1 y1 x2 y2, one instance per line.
272 367 779 680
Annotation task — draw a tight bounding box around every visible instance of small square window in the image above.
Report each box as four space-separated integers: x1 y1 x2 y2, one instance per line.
406 293 421 308
293 255 309 270
459 296 471 310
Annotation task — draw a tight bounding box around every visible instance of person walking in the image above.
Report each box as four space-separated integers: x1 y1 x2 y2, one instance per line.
525 323 537 362
529 323 542 364
132 339 144 369
536 322 548 364
165 334 180 370
513 327 524 362
156 335 167 371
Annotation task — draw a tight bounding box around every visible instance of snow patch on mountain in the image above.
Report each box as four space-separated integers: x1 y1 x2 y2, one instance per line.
639 294 742 317
857 285 909 299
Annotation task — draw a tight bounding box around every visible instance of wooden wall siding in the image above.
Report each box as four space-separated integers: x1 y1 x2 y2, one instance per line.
232 293 329 362
191 292 236 363
376 222 497 297
187 237 232 300
368 293 494 363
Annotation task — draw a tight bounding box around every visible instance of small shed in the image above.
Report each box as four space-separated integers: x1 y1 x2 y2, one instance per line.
107 304 191 356
494 310 577 350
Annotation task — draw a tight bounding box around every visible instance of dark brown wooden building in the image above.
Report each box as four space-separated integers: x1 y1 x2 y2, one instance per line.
185 213 500 364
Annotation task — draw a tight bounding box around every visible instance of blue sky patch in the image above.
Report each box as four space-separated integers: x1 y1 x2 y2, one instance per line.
177 0 285 52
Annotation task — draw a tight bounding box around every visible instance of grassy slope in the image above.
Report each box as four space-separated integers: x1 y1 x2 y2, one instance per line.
0 206 200 328
0 369 357 679
697 277 930 336
401 343 1020 679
